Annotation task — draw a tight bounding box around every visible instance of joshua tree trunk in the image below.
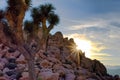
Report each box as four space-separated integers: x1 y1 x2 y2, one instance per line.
41 33 49 54
3 1 38 80
17 44 37 80
45 35 49 52
41 23 54 53
27 56 36 80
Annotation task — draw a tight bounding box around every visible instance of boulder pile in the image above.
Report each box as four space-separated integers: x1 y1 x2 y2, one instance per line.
0 31 119 80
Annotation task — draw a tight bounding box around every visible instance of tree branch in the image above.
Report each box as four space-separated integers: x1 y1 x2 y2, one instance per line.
48 24 54 32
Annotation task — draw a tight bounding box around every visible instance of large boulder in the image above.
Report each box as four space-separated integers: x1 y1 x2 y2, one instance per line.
81 56 93 72
113 75 119 80
47 46 61 59
53 64 65 76
47 56 61 64
20 72 29 80
39 68 59 80
65 73 76 80
48 31 63 47
16 54 26 64
92 59 107 76
81 55 107 77
40 60 52 68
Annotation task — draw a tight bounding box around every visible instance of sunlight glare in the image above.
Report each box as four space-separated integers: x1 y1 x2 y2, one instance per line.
74 38 92 58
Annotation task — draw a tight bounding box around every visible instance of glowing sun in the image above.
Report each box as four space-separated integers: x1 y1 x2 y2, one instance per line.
74 38 92 58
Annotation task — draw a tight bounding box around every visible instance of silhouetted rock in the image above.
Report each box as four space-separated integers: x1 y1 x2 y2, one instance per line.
114 75 119 80
81 56 93 71
80 55 107 78
92 59 107 76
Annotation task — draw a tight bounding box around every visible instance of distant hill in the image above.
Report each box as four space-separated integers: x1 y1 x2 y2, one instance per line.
106 65 120 69
107 68 120 76
106 65 120 76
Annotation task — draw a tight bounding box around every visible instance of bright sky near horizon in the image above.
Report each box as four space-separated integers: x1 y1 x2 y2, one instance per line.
0 0 120 67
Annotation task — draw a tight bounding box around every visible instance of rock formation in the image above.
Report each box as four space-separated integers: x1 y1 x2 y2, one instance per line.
0 31 119 80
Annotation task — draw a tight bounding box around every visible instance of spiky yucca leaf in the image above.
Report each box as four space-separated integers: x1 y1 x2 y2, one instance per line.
39 3 55 17
25 0 31 7
31 8 42 24
48 13 59 25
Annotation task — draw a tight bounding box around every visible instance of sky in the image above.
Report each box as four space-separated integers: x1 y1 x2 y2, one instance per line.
0 0 120 68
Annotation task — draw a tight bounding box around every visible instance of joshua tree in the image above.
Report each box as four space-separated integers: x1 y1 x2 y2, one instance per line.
0 0 59 80
0 0 39 80
31 3 59 52
5 0 33 44
0 1 59 80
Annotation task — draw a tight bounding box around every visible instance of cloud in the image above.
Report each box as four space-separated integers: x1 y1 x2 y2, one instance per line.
91 53 111 57
66 12 120 31
108 34 120 39
69 23 99 30
93 57 112 61
32 0 58 7
64 33 88 40
91 43 107 52
110 22 120 28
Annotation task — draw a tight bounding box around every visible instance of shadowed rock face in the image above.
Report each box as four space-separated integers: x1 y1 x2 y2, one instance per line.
48 31 108 76
0 23 119 80
80 55 107 76
92 59 107 76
